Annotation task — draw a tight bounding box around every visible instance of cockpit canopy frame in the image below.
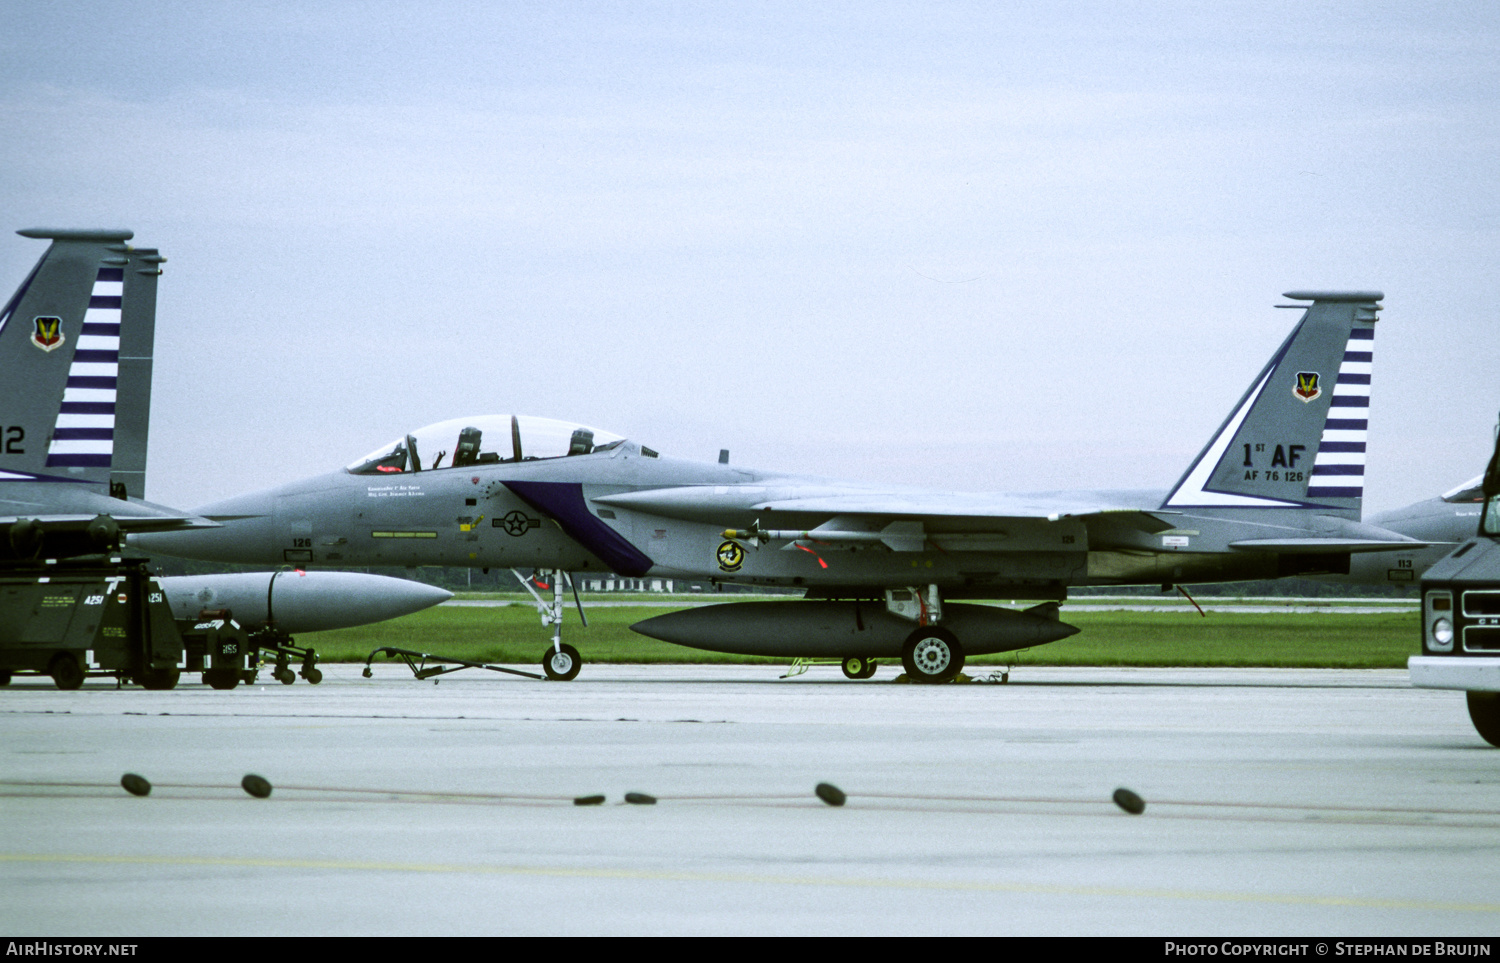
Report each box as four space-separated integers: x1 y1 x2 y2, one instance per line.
347 415 626 475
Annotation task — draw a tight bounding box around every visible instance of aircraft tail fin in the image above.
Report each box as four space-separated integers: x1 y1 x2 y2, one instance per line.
0 228 164 497
1161 290 1382 519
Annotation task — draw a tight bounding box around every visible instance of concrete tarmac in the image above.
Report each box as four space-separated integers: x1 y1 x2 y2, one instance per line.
2 664 1497 936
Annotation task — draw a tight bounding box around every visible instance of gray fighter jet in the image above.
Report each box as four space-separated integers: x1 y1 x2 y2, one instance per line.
0 229 449 653
1336 475 1489 587
138 288 1434 682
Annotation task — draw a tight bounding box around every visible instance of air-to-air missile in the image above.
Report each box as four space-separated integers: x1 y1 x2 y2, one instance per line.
157 570 452 633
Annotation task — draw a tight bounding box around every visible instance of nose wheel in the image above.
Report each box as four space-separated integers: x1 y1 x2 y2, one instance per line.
543 643 582 681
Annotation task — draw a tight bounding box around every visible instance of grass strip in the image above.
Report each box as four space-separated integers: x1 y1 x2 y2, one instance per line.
295 604 1419 669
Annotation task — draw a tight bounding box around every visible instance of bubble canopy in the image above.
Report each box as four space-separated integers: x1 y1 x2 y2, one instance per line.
347 415 626 475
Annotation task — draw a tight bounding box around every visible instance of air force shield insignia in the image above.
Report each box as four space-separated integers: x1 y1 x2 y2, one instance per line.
1293 371 1321 403
30 316 64 353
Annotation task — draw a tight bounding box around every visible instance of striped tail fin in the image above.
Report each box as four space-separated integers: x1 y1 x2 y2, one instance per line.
0 228 163 498
1161 290 1382 519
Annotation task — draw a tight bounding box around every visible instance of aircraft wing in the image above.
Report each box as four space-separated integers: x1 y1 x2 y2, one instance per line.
747 491 1165 522
1228 537 1430 553
596 484 1429 555
594 486 1181 558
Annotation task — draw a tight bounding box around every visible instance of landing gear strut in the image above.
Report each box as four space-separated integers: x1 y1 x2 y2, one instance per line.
888 585 965 684
515 569 588 681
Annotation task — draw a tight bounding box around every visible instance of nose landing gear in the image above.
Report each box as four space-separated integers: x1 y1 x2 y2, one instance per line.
515 569 589 681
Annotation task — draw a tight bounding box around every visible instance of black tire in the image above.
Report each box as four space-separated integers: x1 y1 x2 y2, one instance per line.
275 667 296 685
138 668 180 691
204 668 239 690
542 643 582 681
841 656 867 680
858 659 878 680
0 670 11 686
48 652 85 691
901 628 964 684
303 667 323 685
1467 691 1500 747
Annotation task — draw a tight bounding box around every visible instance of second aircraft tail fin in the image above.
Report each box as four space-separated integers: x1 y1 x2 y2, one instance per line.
1161 290 1382 519
0 228 164 498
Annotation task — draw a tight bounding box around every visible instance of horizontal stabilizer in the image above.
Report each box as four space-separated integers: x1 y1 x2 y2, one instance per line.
16 228 134 242
0 514 218 532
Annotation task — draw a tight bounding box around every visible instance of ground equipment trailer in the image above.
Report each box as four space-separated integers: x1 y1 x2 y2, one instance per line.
0 556 324 690
0 556 303 691
0 558 187 689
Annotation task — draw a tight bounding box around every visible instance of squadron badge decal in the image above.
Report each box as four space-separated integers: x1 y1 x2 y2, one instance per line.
30 316 64 353
716 539 745 573
1293 371 1321 403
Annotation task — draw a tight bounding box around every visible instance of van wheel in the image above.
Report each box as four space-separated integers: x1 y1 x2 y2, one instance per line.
1467 691 1500 746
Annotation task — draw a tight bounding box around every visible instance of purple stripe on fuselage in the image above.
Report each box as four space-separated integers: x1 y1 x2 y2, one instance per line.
88 295 122 309
1311 464 1364 476
96 268 124 282
80 322 120 336
1335 373 1370 385
1325 419 1368 431
1306 486 1362 498
72 349 119 363
1317 441 1366 453
1350 328 1375 340
503 481 654 577
65 376 117 390
1330 396 1369 407
1343 351 1372 363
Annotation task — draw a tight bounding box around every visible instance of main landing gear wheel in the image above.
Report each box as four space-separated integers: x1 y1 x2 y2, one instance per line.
48 652 84 691
841 656 878 680
275 666 296 685
1467 691 1500 747
204 668 239 690
137 668 180 691
901 628 964 684
303 667 323 685
542 643 582 681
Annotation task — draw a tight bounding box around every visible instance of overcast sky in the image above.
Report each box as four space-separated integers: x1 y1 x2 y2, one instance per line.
2 2 1497 513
